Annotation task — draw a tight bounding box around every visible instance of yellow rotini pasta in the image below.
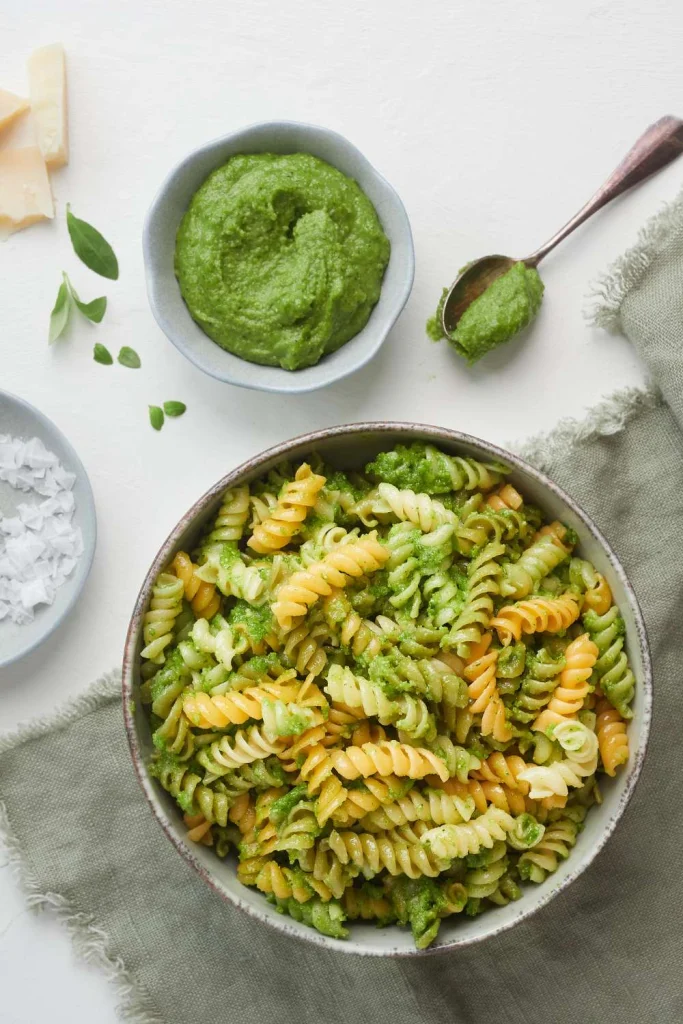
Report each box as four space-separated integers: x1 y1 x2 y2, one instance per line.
596 698 629 776
171 550 221 620
533 634 599 732
248 464 326 554
331 740 450 783
272 534 389 629
491 593 580 645
464 634 513 743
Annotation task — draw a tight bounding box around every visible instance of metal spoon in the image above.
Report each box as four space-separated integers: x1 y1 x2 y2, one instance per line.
441 116 683 336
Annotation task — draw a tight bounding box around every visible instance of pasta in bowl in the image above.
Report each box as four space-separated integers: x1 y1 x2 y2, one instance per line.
122 424 651 955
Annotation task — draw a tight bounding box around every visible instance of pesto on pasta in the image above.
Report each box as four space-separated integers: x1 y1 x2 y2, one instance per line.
140 443 636 949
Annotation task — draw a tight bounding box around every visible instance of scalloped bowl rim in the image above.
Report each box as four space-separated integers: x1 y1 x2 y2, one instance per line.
142 121 415 394
122 422 652 956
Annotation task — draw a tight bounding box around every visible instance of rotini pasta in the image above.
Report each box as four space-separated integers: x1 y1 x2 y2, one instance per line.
140 572 185 663
172 551 221 620
596 698 629 776
491 593 580 645
421 806 515 860
248 464 326 554
532 634 598 732
142 442 636 948
500 529 572 599
272 534 389 629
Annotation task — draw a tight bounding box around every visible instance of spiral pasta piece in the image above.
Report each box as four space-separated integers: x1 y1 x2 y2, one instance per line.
153 761 230 826
435 777 537 818
516 735 598 799
172 551 221 620
314 775 350 826
422 446 506 492
183 683 305 728
596 698 629 776
325 823 448 878
583 606 635 719
324 664 434 741
518 812 585 882
247 464 326 554
272 534 389 629
343 886 393 922
359 786 475 831
486 484 523 512
491 593 580 646
374 483 456 532
464 634 512 743
533 634 598 732
421 806 515 860
473 752 531 793
199 725 287 773
444 541 505 657
501 530 572 599
207 485 250 542
141 572 185 662
332 740 450 783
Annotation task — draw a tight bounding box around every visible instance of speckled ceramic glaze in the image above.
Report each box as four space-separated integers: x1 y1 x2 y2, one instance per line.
142 122 415 394
122 424 652 956
0 390 97 670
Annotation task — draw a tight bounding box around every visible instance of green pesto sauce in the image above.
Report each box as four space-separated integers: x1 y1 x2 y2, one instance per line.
175 153 391 371
228 600 274 643
427 262 544 363
269 783 308 825
366 443 453 495
389 876 448 949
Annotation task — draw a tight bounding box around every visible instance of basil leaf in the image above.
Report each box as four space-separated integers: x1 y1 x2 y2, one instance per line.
66 204 119 280
93 343 113 365
118 346 141 369
163 401 187 417
49 278 72 344
149 405 164 431
64 273 107 323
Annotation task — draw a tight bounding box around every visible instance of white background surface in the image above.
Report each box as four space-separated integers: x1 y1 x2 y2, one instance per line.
0 0 680 1019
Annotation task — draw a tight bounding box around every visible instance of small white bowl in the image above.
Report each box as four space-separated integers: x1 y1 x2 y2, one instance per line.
123 423 652 956
0 390 97 669
142 122 415 394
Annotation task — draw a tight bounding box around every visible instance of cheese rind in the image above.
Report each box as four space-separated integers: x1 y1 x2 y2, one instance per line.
27 43 68 168
0 88 29 133
0 146 54 239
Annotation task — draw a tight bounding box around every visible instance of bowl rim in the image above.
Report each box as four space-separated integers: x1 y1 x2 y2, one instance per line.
0 388 97 669
141 119 416 394
122 421 652 956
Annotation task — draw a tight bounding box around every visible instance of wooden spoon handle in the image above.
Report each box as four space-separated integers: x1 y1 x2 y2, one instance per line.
526 116 683 266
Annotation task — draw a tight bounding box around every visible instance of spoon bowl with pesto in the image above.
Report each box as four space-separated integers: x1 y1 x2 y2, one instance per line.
143 122 414 393
433 116 683 363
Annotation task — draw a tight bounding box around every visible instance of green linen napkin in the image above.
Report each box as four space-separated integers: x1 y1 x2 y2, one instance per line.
3 194 683 1024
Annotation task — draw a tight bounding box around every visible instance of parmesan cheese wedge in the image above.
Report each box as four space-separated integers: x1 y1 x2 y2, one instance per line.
0 146 54 239
27 43 68 168
0 88 29 134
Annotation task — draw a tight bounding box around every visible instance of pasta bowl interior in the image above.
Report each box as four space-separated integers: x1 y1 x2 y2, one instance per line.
123 424 651 956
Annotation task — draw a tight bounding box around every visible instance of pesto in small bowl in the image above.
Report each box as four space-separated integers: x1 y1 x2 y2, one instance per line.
175 153 391 371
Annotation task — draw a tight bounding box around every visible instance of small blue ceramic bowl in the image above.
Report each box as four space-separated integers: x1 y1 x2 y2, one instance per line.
142 121 415 394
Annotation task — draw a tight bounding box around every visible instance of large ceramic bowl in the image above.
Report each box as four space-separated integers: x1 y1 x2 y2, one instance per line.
122 423 652 956
142 121 415 394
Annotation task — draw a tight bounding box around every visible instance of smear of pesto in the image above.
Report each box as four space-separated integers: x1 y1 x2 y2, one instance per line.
427 262 544 363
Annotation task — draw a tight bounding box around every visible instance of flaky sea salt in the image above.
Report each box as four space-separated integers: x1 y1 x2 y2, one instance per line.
0 435 83 625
